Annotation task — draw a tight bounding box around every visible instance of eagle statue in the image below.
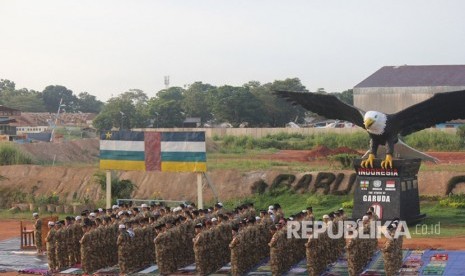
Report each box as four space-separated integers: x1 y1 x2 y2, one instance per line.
274 89 465 169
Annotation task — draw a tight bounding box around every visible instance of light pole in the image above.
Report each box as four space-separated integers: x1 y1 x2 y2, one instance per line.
120 111 125 130
154 112 159 128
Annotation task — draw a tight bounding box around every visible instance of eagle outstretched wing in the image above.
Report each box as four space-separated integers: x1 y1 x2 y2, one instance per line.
391 89 465 136
274 90 365 128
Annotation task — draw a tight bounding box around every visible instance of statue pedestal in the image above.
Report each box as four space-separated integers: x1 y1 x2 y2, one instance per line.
352 158 426 222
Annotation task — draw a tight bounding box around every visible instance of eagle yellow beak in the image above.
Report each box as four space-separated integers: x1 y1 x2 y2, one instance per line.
364 118 374 129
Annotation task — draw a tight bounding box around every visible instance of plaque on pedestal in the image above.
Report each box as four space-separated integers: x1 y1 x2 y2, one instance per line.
352 158 426 222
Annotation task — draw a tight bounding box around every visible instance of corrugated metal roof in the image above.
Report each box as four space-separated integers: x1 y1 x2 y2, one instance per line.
355 65 465 88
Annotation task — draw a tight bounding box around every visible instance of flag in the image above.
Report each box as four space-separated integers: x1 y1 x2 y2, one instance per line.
99 130 206 172
386 180 395 189
360 180 369 189
160 131 206 172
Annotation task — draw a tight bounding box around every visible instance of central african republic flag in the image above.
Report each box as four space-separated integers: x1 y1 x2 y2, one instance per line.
99 131 206 172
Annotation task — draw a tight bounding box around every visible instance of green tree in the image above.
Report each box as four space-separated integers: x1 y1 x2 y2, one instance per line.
42 85 78 112
93 172 137 203
331 89 353 105
207 85 263 127
254 78 308 127
147 87 185 127
181 82 215 124
3 93 46 112
92 90 149 131
77 92 103 113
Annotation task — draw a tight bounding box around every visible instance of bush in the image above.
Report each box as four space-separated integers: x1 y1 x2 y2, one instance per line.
419 195 442 201
306 194 336 207
328 153 359 168
404 130 463 151
342 199 354 209
0 187 27 208
94 172 138 203
439 194 465 208
0 143 33 165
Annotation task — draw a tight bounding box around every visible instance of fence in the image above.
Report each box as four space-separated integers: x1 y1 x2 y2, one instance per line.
131 127 456 139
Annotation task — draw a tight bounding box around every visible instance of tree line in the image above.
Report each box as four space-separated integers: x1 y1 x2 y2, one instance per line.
0 79 103 113
0 78 353 130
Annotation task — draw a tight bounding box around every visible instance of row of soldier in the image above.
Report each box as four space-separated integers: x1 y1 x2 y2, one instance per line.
381 220 404 276
41 201 393 276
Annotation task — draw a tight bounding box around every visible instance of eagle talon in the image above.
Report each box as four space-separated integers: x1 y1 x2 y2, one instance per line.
361 153 375 168
381 154 393 169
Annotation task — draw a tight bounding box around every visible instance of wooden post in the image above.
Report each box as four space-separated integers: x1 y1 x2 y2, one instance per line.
20 221 23 249
106 170 111 209
197 173 203 209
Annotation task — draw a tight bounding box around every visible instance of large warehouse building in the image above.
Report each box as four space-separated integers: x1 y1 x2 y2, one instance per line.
353 65 465 114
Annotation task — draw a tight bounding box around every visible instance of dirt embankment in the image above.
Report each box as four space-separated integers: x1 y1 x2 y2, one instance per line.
18 138 99 164
0 164 464 204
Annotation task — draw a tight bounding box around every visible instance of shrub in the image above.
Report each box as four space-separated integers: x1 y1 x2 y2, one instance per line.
0 187 27 208
306 194 335 207
328 153 359 168
0 143 33 165
94 172 138 203
342 199 354 209
404 130 463 151
439 194 465 208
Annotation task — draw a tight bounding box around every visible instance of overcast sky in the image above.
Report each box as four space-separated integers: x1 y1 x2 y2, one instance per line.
1 0 465 101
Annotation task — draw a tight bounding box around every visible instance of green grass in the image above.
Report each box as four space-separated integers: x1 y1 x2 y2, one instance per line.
219 191 352 219
410 201 465 237
218 192 465 238
0 209 73 220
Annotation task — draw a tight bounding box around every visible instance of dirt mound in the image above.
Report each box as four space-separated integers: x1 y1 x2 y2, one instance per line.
306 146 333 160
19 138 99 164
331 146 361 156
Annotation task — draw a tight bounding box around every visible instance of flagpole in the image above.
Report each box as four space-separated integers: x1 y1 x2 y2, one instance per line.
106 170 112 209
197 172 203 209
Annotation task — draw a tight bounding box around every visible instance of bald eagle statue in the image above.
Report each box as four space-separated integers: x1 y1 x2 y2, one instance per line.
274 89 465 169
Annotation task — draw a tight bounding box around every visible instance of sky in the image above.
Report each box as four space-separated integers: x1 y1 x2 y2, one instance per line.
1 0 465 101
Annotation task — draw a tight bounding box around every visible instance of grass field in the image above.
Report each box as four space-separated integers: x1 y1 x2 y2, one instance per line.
1 193 464 238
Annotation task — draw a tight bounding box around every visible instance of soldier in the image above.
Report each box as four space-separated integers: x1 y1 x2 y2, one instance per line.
305 207 315 221
64 216 76 266
33 213 43 254
368 207 379 221
80 223 92 274
55 221 68 271
269 223 285 276
45 221 57 272
229 225 240 275
382 224 396 276
117 224 131 275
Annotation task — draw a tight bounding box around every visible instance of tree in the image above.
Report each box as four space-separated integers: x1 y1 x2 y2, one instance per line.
77 92 103 113
0 79 15 91
207 85 263 127
93 171 137 203
41 85 78 113
250 78 308 127
3 93 46 112
335 89 354 105
147 87 185 127
181 82 215 124
92 90 149 131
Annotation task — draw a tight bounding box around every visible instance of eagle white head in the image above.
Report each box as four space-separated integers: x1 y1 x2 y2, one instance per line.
363 111 387 135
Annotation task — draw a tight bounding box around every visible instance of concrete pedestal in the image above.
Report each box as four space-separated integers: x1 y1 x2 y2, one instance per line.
352 158 426 222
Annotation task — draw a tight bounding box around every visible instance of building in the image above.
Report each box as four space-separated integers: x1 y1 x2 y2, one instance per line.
0 106 20 139
353 65 465 114
183 117 201 128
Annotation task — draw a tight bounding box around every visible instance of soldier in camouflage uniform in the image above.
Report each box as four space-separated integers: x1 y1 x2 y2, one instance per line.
55 221 69 271
64 217 75 266
117 224 131 275
33 213 43 254
45 221 57 271
382 224 396 276
80 223 92 274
